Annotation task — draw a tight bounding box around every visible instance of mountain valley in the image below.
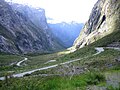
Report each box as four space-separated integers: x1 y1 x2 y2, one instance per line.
49 22 83 47
0 0 120 90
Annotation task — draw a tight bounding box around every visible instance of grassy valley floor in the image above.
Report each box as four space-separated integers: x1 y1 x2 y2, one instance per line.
0 30 120 90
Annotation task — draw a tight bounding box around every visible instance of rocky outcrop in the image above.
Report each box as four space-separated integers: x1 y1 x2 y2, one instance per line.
0 0 62 54
73 0 120 49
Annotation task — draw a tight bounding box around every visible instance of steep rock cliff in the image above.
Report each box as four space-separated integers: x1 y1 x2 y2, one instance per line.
9 3 64 51
10 3 48 33
73 0 120 49
0 0 61 54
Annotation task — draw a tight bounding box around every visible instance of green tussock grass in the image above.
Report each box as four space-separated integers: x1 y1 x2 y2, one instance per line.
0 71 105 90
0 55 23 66
57 46 96 63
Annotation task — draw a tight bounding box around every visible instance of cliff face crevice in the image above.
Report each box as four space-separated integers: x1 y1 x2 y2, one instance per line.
73 0 120 49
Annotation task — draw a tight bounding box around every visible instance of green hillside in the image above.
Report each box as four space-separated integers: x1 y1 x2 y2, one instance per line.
0 28 120 90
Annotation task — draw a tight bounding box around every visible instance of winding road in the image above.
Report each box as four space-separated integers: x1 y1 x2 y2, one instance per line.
0 47 118 80
94 47 104 55
44 60 56 64
16 58 28 66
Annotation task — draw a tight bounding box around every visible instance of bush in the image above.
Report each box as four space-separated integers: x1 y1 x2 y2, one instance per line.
85 72 105 85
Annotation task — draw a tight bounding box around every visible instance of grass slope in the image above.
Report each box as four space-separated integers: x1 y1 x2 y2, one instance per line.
0 30 120 90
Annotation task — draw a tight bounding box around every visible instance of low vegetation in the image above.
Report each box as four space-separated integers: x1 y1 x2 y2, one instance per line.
0 30 120 90
0 71 105 90
91 30 120 47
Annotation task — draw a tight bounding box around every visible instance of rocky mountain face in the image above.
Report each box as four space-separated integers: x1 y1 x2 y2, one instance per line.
49 22 83 47
73 0 120 49
10 3 49 33
0 0 62 54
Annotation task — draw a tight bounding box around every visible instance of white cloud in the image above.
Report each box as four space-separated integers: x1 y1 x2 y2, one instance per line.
6 0 98 23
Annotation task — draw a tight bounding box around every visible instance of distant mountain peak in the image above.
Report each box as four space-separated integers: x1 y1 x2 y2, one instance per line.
49 22 84 47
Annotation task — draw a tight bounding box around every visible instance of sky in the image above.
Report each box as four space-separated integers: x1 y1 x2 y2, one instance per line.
6 0 98 23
